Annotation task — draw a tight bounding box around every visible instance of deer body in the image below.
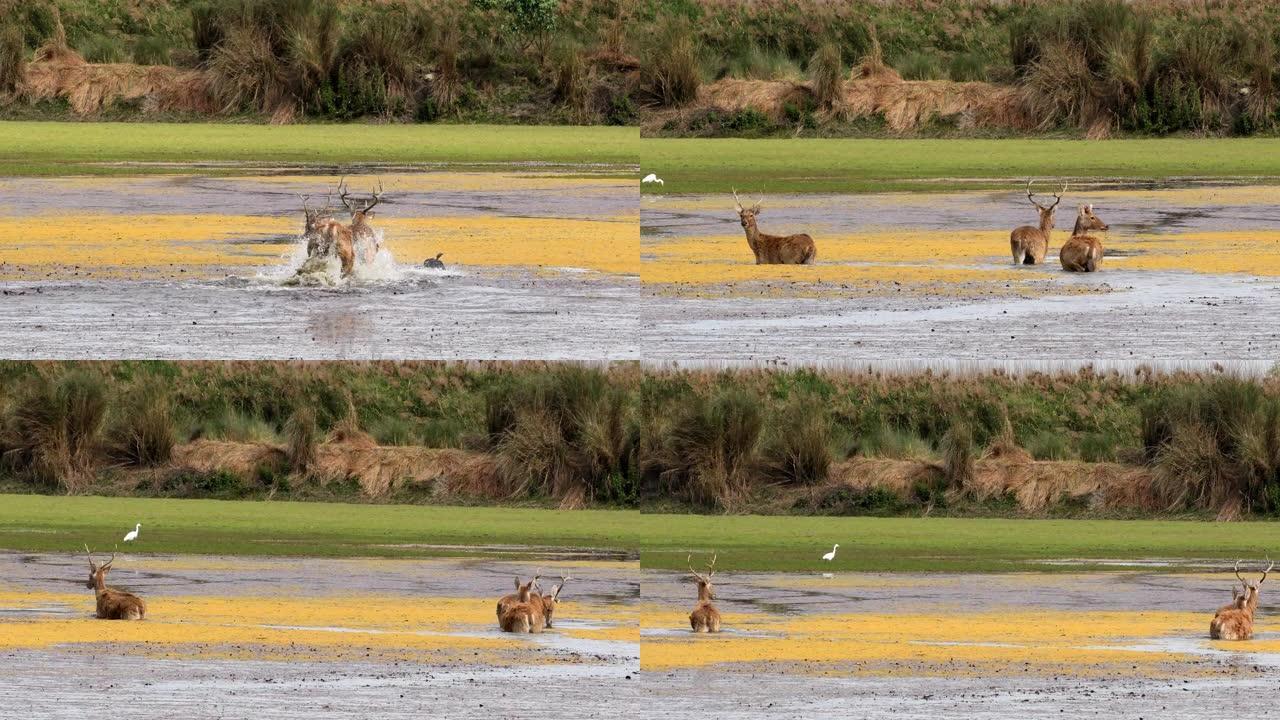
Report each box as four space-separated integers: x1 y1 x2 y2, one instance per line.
734 191 815 265
85 546 145 621
1060 205 1109 272
498 578 546 633
687 554 722 633
1210 558 1271 641
1010 180 1065 265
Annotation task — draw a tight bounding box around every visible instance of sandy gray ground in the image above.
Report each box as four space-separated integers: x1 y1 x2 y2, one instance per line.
0 552 639 720
641 184 1280 367
0 172 639 360
639 566 1280 720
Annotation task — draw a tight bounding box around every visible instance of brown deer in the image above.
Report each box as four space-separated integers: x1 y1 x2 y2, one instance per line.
299 191 355 277
1211 557 1273 641
687 554 721 633
1010 180 1065 265
498 576 546 633
496 574 540 621
1059 204 1109 272
84 545 146 620
733 190 816 265
339 178 384 266
538 575 571 629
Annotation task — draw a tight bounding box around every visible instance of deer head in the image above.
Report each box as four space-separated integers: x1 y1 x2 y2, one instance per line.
732 189 763 230
687 553 717 602
1233 557 1273 609
542 575 571 628
84 544 115 589
1073 204 1109 234
299 192 335 234
514 574 541 602
1025 179 1066 230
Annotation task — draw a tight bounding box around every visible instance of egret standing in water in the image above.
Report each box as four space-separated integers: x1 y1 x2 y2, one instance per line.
123 523 141 543
822 544 838 562
641 173 664 186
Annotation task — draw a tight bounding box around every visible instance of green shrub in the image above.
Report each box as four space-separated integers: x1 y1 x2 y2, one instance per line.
108 381 175 467
760 395 831 485
0 371 107 491
810 42 844 112
0 24 24 94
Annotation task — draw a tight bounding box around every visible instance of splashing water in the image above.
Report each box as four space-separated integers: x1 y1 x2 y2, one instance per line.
269 228 417 286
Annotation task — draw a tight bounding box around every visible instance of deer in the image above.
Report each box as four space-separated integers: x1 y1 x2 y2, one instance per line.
733 190 816 265
498 576 546 633
496 574 540 621
299 191 356 277
1059 204 1109 272
339 178 384 266
84 545 146 620
1211 557 1273 641
1010 180 1065 265
688 553 721 633
538 575 571 629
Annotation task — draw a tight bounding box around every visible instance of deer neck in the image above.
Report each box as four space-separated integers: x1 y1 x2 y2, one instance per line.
1072 216 1090 237
92 571 107 596
1039 213 1054 234
697 585 713 603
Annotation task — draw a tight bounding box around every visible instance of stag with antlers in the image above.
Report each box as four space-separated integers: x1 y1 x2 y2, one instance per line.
688 554 722 633
498 576 547 633
1059 204 1110 272
84 545 146 620
338 178 384 266
538 575 571 629
733 190 816 265
1010 179 1065 265
1211 557 1273 640
298 190 356 277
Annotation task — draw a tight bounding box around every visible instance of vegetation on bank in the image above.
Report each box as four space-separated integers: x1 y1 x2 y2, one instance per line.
637 0 1280 138
3 361 1279 520
0 0 638 125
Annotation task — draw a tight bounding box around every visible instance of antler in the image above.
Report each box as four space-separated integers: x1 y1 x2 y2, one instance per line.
552 574 571 601
1260 555 1274 584
299 193 313 214
1024 179 1040 208
363 179 384 213
1235 558 1246 585
732 188 743 213
687 554 707 583
337 176 359 213
705 553 717 579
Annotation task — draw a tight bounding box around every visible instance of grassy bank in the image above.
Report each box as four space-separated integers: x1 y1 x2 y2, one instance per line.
0 494 1275 571
0 494 641 557
0 122 640 175
637 514 1280 572
639 138 1280 193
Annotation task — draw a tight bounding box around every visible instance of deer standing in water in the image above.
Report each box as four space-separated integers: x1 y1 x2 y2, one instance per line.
1059 204 1109 272
84 545 146 620
339 178 384 266
1211 557 1272 640
688 554 722 633
733 190 816 265
498 576 547 633
1010 180 1065 265
537 575 571 629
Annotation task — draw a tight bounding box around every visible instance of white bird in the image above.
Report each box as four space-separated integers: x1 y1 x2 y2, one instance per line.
822 543 839 562
123 523 141 543
641 173 664 186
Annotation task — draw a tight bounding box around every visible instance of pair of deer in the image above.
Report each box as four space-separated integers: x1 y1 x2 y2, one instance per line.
1011 180 1109 272
496 574 571 633
300 179 385 278
1210 558 1273 641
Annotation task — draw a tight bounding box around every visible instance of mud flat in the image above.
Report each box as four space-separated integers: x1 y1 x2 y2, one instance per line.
0 553 639 719
640 184 1280 367
639 568 1279 719
0 172 638 360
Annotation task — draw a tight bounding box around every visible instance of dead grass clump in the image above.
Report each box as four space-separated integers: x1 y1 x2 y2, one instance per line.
22 62 214 115
284 406 318 474
941 421 975 489
0 371 107 492
0 24 24 94
760 395 831 486
640 19 699 106
809 42 844 114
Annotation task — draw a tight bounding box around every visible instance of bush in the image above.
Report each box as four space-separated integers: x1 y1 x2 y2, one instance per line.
132 35 172 65
108 381 175 467
654 389 762 510
809 42 844 113
284 406 318 473
641 20 699 106
550 41 589 119
941 421 975 488
895 51 944 80
0 371 107 491
0 24 24 95
760 395 831 485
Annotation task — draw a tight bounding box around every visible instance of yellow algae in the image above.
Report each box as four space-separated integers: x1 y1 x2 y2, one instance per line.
383 216 637 275
641 609 1209 676
0 213 293 279
1121 231 1280 275
646 231 1009 266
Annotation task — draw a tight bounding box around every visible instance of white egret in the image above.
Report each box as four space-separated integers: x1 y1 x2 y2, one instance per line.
822 543 838 562
641 173 664 186
123 523 141 543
